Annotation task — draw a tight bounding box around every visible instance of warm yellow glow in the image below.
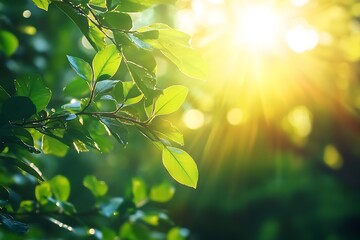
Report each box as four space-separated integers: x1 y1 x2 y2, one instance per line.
286 25 319 53
323 145 343 170
183 109 205 129
227 108 245 126
235 6 280 50
291 0 309 7
287 105 312 138
20 26 37 35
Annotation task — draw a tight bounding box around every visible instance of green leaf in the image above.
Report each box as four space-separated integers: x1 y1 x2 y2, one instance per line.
0 214 29 234
35 182 52 205
167 227 189 240
92 44 122 81
49 175 71 202
150 181 175 203
162 147 198 188
42 134 69 157
132 177 147 207
54 1 105 51
149 118 184 146
94 80 119 99
15 74 52 112
32 0 51 11
153 85 188 116
113 81 143 105
0 30 18 57
63 76 90 98
138 24 207 80
119 222 150 240
0 154 44 181
99 197 124 217
83 175 108 197
100 12 132 31
2 96 36 121
114 0 176 12
67 55 93 82
101 118 128 145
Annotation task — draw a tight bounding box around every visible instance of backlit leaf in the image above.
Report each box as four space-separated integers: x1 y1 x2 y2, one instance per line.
92 44 122 81
32 0 50 11
49 175 71 202
162 147 198 188
153 85 188 116
67 55 93 82
83 175 108 197
0 30 18 57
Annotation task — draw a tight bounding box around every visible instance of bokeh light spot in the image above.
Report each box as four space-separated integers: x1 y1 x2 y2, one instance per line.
323 145 343 170
183 109 205 129
22 10 31 18
291 0 309 7
227 108 245 125
286 25 319 53
287 105 312 138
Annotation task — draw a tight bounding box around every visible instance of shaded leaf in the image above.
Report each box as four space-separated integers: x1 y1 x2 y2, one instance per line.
119 222 150 240
15 74 52 112
101 118 128 145
100 11 132 31
99 197 124 217
2 96 36 121
0 154 44 181
0 214 28 234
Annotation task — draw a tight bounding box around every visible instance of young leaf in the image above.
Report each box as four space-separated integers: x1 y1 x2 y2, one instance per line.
2 96 36 121
42 133 69 157
153 85 188 116
35 182 52 205
83 175 108 197
66 56 93 82
132 177 147 207
150 181 175 203
15 74 52 112
162 147 198 188
32 0 51 11
49 175 71 202
92 44 122 81
0 30 18 57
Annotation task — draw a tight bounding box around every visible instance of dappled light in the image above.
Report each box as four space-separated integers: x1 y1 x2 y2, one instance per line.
1 0 360 239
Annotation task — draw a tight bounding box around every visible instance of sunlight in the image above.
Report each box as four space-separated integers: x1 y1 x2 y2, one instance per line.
235 6 280 50
227 108 245 126
286 24 319 53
